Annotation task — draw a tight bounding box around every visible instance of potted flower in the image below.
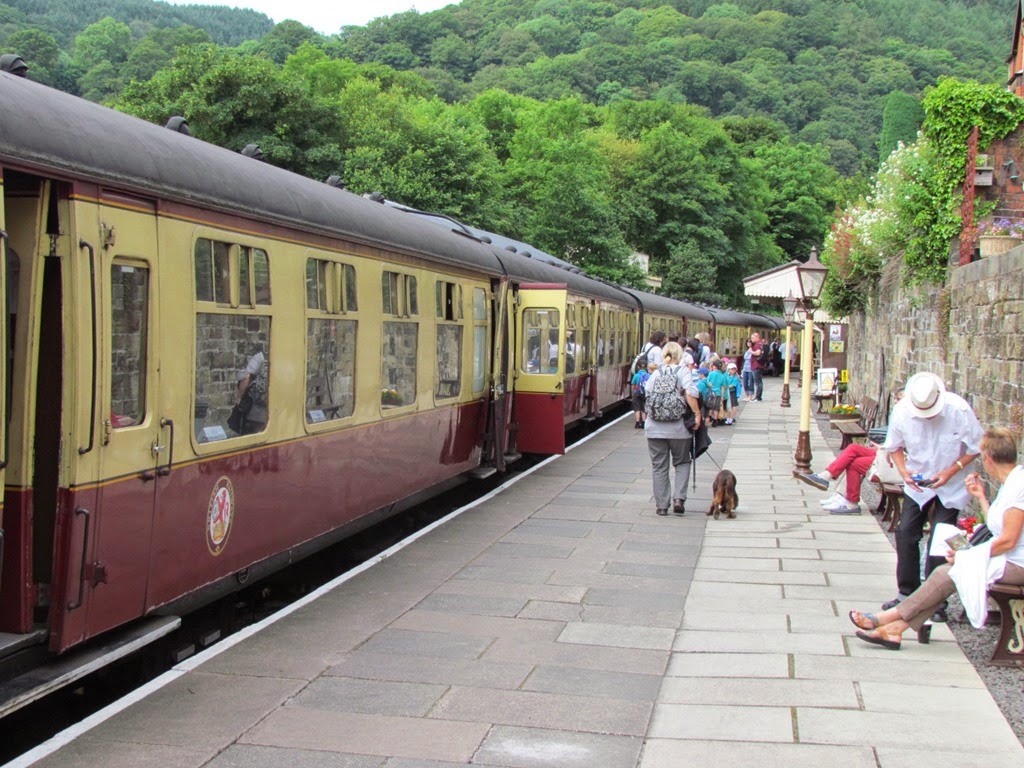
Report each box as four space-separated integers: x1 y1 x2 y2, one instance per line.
977 217 1024 257
829 403 861 426
381 387 403 407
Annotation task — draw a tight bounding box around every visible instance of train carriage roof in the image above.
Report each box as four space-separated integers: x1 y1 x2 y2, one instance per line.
380 199 634 306
0 73 505 277
618 287 714 323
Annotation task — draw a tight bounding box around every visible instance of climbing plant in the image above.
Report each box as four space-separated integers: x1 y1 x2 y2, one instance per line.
821 78 1024 314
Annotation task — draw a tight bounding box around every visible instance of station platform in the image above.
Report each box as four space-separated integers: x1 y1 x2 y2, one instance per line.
12 378 1024 768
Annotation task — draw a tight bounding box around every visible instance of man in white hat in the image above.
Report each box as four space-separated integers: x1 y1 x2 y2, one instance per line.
879 372 983 620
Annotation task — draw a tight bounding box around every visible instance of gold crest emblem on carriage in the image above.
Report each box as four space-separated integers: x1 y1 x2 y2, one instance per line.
206 477 234 556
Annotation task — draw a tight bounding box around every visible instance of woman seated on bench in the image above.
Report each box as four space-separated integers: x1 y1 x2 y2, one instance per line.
795 389 903 515
848 427 1024 650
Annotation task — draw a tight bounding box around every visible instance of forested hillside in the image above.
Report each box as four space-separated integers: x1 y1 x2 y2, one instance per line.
336 0 1011 174
0 0 1015 306
0 0 272 46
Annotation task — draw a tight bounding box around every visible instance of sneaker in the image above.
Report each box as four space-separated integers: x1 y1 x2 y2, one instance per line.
795 472 829 491
829 503 862 515
819 492 845 509
881 595 906 611
822 493 851 510
656 508 668 516
931 606 948 623
673 500 685 515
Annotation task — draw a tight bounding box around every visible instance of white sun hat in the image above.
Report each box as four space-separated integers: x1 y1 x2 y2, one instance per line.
905 371 945 419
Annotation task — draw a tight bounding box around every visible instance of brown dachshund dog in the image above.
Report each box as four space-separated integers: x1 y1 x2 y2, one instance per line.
707 469 738 519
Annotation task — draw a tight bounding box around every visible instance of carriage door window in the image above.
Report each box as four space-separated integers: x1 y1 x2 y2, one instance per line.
579 305 591 371
110 263 149 428
381 271 418 408
434 280 463 400
521 308 560 374
472 287 487 394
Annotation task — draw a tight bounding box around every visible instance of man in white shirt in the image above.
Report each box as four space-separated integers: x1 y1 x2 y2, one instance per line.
881 372 983 620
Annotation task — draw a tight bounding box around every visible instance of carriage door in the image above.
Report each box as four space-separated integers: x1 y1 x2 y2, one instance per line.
512 284 566 455
0 174 7 604
53 200 160 650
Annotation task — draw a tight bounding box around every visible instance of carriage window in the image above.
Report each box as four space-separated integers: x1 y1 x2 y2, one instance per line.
307 258 356 313
435 280 463 399
253 248 271 305
194 239 229 303
472 287 487 394
382 321 417 408
435 325 462 399
306 259 328 310
436 280 463 321
194 314 271 442
195 238 270 306
521 308 559 374
383 271 417 317
306 318 356 422
381 271 418 408
110 264 149 427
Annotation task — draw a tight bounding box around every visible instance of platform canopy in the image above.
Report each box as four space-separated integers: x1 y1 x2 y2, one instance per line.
743 260 843 323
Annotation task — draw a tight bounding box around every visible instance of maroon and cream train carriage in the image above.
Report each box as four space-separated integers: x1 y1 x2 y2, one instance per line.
0 69 779 713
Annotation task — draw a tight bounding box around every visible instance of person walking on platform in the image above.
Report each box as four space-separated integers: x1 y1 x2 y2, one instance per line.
749 333 766 401
850 427 1024 650
880 372 983 621
741 339 754 401
644 341 701 517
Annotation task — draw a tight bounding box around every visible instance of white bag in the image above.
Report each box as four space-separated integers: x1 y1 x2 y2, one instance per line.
868 450 902 485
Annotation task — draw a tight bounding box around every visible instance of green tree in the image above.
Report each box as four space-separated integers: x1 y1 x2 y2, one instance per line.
878 90 924 162
5 27 61 85
73 17 133 71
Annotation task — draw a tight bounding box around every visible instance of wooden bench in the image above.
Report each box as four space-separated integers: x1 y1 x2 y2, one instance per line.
812 390 836 413
835 397 880 450
987 584 1024 666
876 481 903 532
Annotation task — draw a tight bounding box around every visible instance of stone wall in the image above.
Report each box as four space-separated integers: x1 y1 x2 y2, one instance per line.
845 248 1024 432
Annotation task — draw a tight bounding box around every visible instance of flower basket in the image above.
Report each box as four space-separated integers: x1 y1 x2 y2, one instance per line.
979 235 1024 258
829 405 860 427
381 388 403 407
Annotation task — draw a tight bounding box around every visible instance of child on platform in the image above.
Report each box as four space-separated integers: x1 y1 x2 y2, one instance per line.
631 361 656 429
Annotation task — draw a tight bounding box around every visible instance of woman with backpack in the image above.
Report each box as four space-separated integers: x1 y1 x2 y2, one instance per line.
644 341 702 517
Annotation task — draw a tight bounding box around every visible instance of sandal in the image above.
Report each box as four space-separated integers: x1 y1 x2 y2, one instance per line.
855 627 901 651
848 610 879 630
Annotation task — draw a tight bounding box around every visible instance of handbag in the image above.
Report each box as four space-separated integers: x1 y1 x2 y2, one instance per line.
691 421 712 459
227 394 253 433
969 523 994 547
867 449 901 485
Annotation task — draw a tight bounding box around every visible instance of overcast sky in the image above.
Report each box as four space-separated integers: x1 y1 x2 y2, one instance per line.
167 0 459 36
